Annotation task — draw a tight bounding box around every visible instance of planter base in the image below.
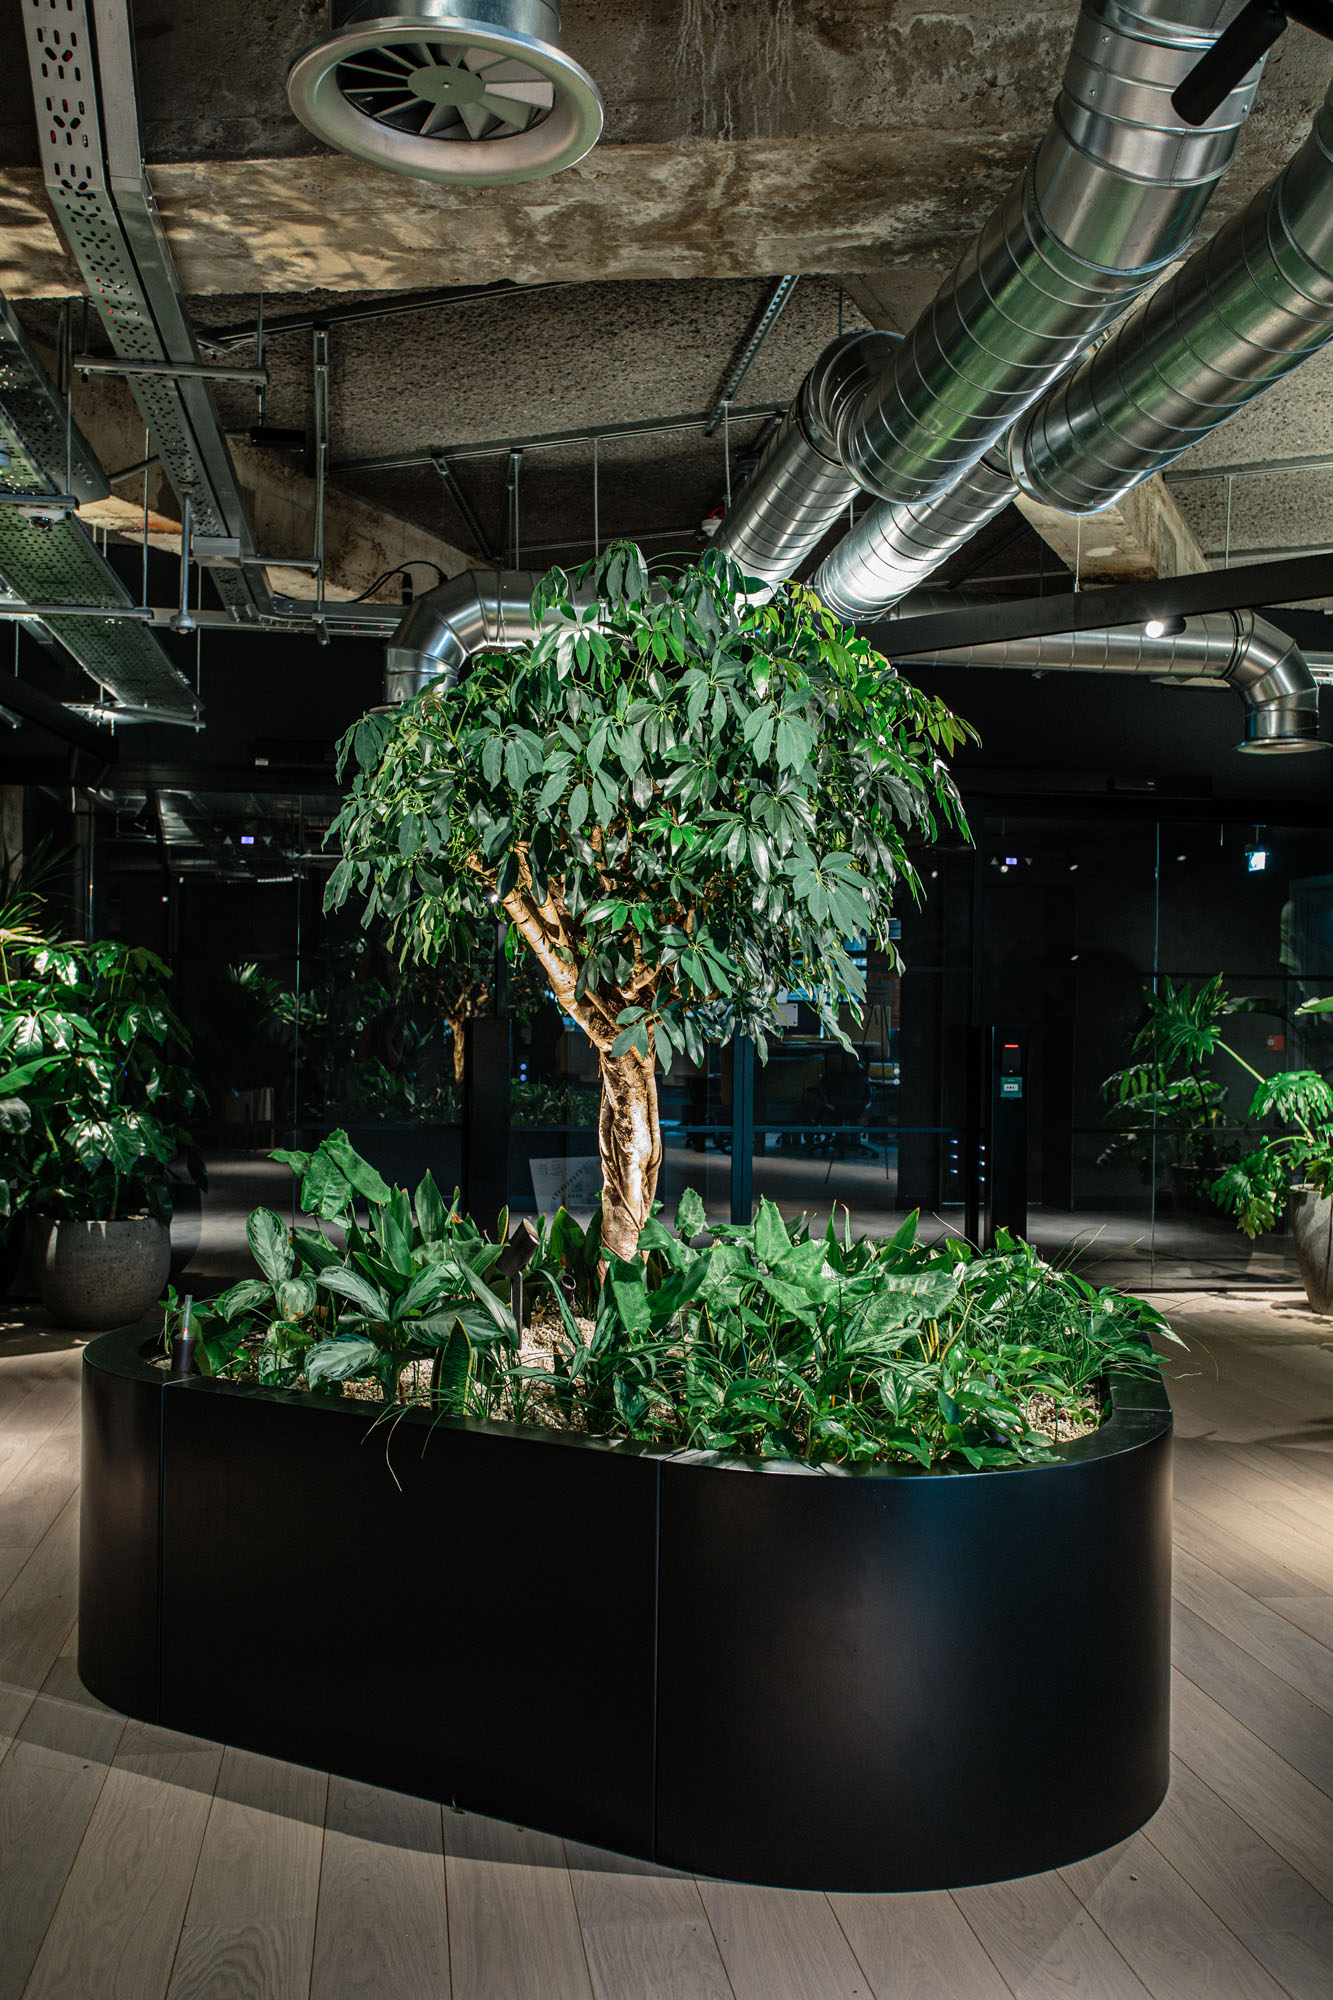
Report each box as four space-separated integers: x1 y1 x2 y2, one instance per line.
79 1328 1173 1891
38 1218 170 1331
1292 1186 1333 1315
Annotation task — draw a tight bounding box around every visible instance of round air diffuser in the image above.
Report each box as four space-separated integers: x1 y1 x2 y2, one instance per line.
287 0 603 186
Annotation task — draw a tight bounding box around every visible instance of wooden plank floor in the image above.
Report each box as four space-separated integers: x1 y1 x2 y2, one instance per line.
0 1292 1330 1999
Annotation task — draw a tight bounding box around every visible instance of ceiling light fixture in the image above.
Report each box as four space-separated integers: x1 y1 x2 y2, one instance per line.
1143 613 1187 639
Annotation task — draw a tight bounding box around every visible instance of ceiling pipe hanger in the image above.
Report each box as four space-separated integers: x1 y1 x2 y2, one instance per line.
1172 0 1333 124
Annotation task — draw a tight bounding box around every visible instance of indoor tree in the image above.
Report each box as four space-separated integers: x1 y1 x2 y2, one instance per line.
326 543 973 1259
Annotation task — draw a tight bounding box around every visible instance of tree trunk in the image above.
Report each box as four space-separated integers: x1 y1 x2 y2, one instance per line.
598 1047 662 1261
448 1013 467 1085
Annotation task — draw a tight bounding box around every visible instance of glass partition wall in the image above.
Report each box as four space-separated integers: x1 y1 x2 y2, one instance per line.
66 784 1328 1289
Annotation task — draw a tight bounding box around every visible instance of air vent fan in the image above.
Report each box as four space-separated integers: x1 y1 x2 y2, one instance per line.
287 1 602 186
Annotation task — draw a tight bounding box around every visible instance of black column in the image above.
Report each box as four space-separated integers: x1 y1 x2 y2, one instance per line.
460 920 511 1232
730 1035 754 1224
983 1025 1029 1247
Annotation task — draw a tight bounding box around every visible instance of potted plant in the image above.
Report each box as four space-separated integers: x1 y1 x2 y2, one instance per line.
0 934 206 1329
1208 995 1333 1311
326 541 975 1258
76 552 1181 1891
80 1126 1177 1888
1098 975 1255 1209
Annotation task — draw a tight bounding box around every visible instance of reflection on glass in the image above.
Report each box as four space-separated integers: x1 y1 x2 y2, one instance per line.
64 777 1330 1292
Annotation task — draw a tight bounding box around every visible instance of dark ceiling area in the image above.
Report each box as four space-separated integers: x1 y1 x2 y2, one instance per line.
0 0 1331 824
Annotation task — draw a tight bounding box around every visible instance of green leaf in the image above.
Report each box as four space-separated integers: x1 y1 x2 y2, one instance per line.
753 1197 790 1268
398 1262 462 1320
300 1150 356 1222
323 1130 393 1205
414 1170 448 1243
306 1336 381 1385
275 1275 317 1320
290 1227 342 1274
218 1277 273 1322
433 1325 474 1411
535 768 568 814
568 782 589 831
675 1186 707 1239
607 1261 652 1336
318 1267 392 1322
247 1208 294 1286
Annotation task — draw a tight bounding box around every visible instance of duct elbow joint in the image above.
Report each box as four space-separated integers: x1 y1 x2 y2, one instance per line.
1228 615 1328 754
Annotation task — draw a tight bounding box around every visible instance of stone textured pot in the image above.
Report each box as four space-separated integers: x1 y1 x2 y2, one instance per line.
1291 1186 1333 1315
35 1217 171 1332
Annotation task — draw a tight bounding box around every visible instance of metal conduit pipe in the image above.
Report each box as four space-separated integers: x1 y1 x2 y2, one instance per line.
384 568 599 701
713 331 897 586
1010 76 1333 511
715 0 1262 589
813 454 1016 621
815 66 1333 622
876 595 1324 753
837 0 1264 512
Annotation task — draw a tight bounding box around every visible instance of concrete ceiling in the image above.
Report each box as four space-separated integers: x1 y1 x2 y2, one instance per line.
2 2 1333 596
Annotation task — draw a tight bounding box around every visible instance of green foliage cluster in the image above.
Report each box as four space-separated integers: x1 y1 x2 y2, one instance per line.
1 936 204 1224
510 1078 600 1127
1210 995 1333 1237
519 1195 1169 1468
1100 974 1333 1237
188 1129 511 1403
186 1134 1172 1473
325 544 974 1069
219 942 552 1125
1099 975 1251 1192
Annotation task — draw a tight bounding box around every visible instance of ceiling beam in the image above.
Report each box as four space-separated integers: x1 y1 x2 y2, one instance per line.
0 672 118 757
873 554 1333 657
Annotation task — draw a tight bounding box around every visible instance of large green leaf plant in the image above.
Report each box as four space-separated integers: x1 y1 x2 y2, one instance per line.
191 1128 514 1403
325 543 974 1258
1099 974 1248 1195
190 1133 1173 1471
0 935 204 1224
1209 995 1333 1237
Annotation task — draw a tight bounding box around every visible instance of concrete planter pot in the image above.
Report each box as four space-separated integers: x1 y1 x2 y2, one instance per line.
1291 1186 1333 1315
35 1217 171 1332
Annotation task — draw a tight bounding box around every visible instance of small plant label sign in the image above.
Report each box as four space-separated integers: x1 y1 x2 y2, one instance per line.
530 1154 603 1217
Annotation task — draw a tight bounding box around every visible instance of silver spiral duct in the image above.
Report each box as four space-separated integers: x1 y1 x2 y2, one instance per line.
715 0 1262 588
1011 77 1333 511
813 454 1016 621
880 598 1323 753
836 0 1263 512
384 568 598 700
713 331 897 586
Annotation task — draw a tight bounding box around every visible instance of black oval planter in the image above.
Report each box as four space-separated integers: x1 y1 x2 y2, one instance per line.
79 1326 1172 1891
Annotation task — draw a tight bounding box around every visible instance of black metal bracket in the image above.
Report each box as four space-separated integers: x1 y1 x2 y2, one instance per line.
874 550 1333 658
1173 0 1333 126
